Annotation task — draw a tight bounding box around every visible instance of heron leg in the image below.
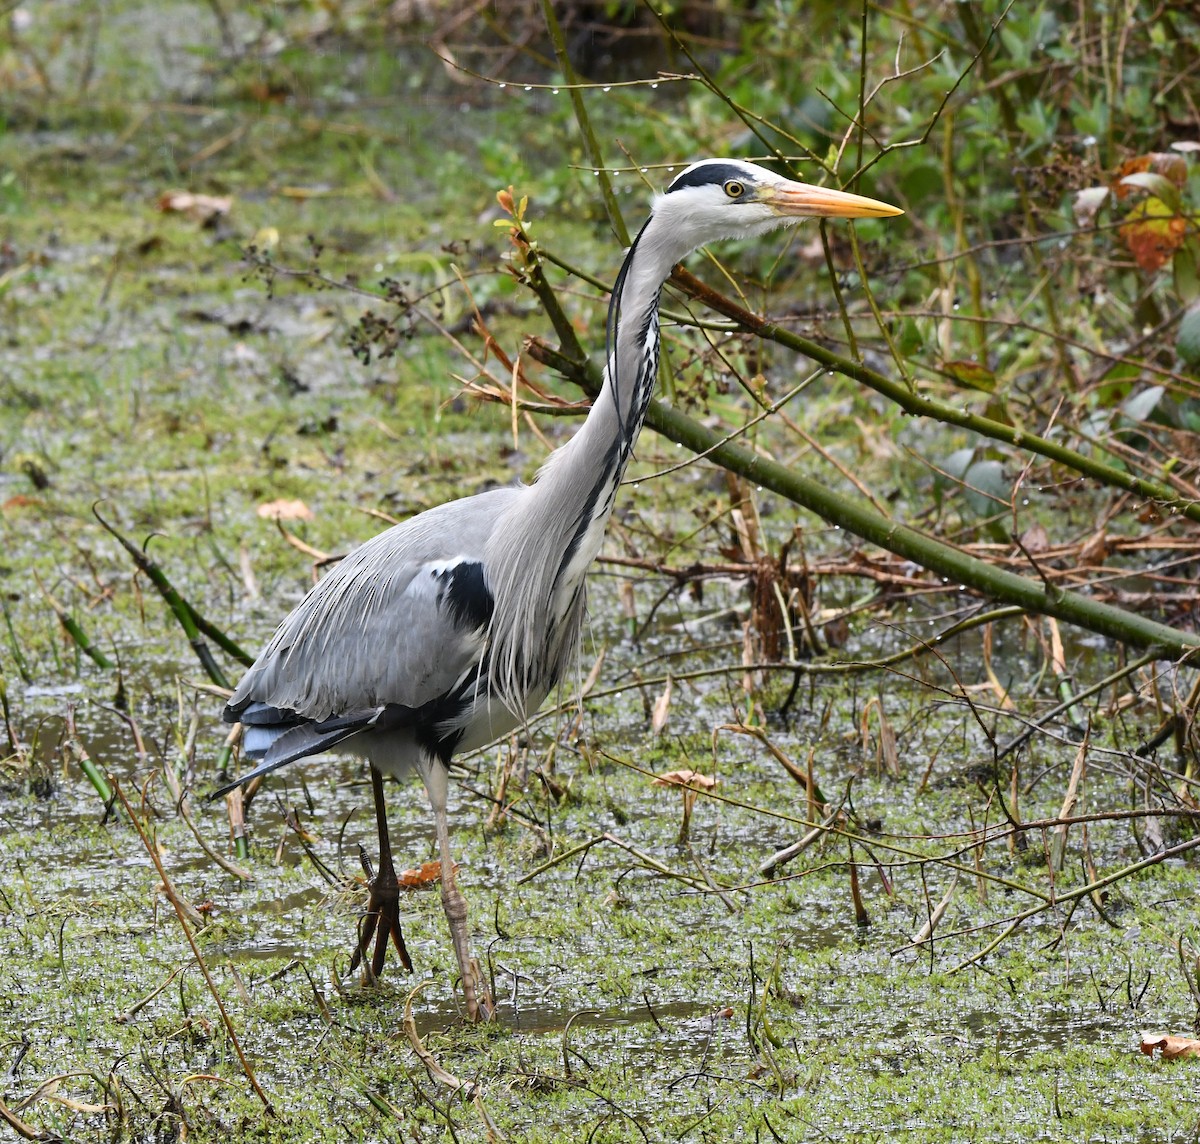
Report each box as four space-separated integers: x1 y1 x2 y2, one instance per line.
424 764 494 1022
348 765 413 980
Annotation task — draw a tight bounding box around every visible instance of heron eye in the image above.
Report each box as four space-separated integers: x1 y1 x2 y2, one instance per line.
723 180 745 199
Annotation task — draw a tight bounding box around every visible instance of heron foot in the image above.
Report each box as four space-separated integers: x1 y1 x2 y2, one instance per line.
441 880 494 1022
349 843 414 981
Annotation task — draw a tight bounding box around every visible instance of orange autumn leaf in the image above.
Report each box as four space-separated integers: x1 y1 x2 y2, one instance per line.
1140 1032 1200 1060
1119 199 1188 272
398 859 450 889
1112 153 1187 200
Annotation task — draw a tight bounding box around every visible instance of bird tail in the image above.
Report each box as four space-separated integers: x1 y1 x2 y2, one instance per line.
210 702 378 799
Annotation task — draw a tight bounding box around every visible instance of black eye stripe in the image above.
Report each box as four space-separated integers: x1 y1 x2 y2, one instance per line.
665 162 754 194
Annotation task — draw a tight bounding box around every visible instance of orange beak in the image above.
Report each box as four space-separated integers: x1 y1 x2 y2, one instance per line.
767 180 903 219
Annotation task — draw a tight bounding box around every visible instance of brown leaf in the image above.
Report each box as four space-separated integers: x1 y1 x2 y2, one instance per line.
256 498 314 521
1140 1032 1200 1059
1018 523 1050 554
157 190 233 224
652 768 718 792
1078 528 1109 565
1119 199 1188 272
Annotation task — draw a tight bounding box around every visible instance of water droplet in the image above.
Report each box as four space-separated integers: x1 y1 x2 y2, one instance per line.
524 85 532 91
952 303 960 311
592 170 599 177
1021 498 1029 506
552 88 560 94
756 486 762 492
603 86 611 92
498 83 507 89
651 82 659 89
640 167 648 174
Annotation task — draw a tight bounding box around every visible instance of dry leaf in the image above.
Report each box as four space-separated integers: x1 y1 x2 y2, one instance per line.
257 498 314 521
1140 1032 1200 1059
1019 522 1050 554
1078 528 1109 565
1072 185 1110 227
654 768 718 845
860 696 899 776
157 190 233 224
651 675 672 737
652 769 718 792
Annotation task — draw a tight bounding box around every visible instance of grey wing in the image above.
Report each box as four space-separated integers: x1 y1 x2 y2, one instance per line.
218 487 521 785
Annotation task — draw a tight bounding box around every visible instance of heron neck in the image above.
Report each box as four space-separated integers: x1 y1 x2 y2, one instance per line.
480 214 684 713
567 216 682 487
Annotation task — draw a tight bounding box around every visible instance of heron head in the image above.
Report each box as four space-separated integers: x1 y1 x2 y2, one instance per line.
654 158 902 245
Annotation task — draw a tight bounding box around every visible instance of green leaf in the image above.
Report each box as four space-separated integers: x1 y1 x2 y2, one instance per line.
1178 301 1200 367
895 316 923 356
943 360 997 392
961 459 1010 517
1174 237 1200 303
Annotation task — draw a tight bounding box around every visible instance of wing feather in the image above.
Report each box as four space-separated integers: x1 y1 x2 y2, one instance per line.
226 486 521 723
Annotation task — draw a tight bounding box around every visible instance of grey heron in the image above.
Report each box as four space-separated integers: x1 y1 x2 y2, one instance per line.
215 159 902 1021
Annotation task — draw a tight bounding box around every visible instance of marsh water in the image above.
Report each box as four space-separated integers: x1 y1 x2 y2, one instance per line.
3 5 1199 1141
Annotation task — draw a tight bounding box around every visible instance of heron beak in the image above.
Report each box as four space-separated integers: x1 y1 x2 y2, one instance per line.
767 180 903 219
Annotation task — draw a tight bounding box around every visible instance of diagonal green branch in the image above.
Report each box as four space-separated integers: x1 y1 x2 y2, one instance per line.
515 244 1199 660
670 267 1200 524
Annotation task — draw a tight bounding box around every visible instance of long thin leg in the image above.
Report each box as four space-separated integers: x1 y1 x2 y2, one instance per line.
348 765 413 979
424 761 493 1022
